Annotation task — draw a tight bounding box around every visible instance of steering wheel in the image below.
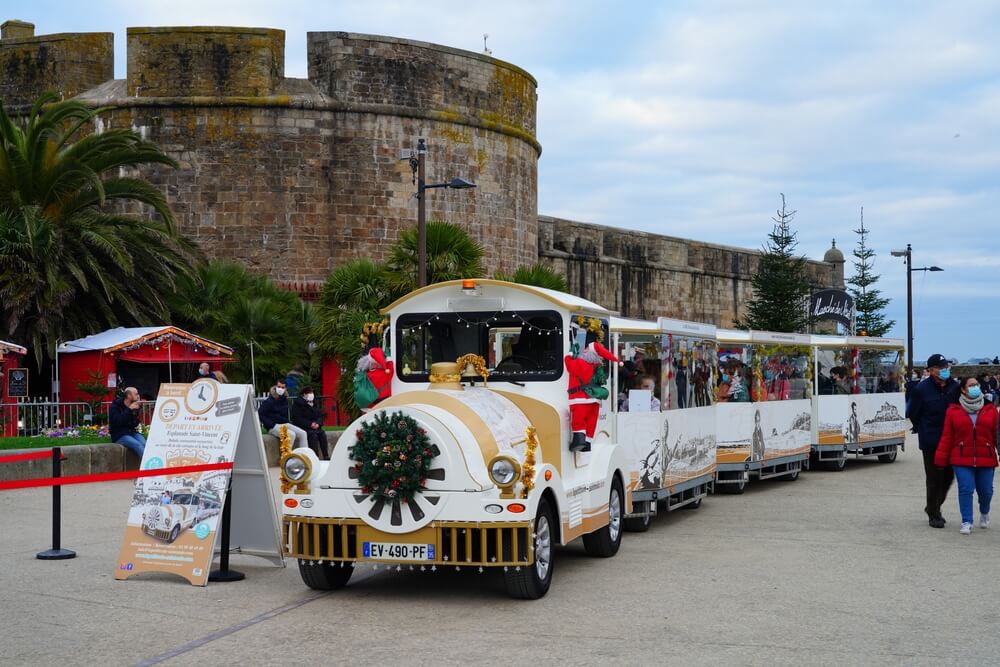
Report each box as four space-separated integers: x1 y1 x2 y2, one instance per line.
495 354 540 372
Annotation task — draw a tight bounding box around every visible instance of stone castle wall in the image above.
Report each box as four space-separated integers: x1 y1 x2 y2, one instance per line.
540 216 843 327
0 24 539 280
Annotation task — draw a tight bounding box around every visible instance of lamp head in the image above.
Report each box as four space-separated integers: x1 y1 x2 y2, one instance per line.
890 249 908 257
447 178 476 189
929 266 943 272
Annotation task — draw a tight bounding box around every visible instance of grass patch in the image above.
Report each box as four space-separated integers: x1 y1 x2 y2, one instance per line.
0 436 110 450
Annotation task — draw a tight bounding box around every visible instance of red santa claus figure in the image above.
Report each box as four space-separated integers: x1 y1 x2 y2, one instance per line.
565 319 620 452
354 321 394 410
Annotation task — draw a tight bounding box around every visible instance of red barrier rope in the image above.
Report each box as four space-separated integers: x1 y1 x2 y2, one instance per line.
0 450 54 464
0 461 234 491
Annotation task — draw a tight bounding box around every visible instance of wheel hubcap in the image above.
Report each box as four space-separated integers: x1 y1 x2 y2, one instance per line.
608 488 622 542
534 515 551 580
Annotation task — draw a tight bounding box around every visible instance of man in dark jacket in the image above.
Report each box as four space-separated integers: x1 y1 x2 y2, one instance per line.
109 386 145 458
291 386 329 459
258 380 307 449
906 354 958 528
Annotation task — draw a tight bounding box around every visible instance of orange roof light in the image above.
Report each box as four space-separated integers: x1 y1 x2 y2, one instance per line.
461 279 477 291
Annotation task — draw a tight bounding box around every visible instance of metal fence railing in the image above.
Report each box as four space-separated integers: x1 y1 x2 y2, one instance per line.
2 395 342 437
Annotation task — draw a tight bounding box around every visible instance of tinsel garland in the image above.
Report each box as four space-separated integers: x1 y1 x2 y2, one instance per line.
520 427 538 499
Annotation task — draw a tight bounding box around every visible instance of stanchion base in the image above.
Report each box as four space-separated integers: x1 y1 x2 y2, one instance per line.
208 568 245 582
37 548 76 560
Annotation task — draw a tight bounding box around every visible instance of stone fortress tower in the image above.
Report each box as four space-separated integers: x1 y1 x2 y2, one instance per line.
0 21 539 282
1 19 843 328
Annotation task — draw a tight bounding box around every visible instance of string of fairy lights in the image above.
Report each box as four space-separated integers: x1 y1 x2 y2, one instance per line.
399 311 564 336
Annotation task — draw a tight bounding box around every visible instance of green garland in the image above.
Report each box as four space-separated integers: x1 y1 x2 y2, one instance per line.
352 411 438 503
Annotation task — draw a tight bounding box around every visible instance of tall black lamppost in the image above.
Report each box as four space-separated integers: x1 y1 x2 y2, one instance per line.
890 243 944 373
407 139 476 287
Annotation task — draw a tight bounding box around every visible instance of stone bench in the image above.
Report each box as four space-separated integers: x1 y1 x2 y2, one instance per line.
0 431 344 483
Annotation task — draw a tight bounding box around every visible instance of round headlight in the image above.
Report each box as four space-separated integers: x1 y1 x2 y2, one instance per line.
489 457 520 487
283 455 308 481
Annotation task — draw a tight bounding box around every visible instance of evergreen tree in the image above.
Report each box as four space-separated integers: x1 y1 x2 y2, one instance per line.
735 194 812 333
848 207 894 337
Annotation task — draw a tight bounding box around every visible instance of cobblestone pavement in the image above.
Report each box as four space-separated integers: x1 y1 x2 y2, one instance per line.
2 434 995 666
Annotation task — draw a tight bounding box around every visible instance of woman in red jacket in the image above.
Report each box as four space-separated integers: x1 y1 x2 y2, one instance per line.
934 377 999 534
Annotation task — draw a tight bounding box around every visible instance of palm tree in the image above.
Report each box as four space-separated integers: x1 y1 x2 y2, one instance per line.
495 263 568 292
169 261 312 393
386 221 485 290
0 93 200 363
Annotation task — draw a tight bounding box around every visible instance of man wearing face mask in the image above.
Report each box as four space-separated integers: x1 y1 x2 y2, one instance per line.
291 385 329 459
907 354 959 528
258 380 308 449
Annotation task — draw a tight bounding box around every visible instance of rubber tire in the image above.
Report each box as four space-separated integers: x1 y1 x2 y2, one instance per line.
720 475 747 495
504 497 555 599
623 510 652 532
878 449 898 464
298 559 354 590
583 477 624 558
782 468 800 481
825 455 847 472
167 524 181 543
680 496 703 510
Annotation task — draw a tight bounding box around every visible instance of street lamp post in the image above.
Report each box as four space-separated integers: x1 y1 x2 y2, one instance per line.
890 243 943 374
408 138 476 287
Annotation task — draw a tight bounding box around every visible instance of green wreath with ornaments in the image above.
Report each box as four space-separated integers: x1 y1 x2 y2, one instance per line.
352 411 439 503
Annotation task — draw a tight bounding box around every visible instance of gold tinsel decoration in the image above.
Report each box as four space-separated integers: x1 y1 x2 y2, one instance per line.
573 315 605 342
455 353 490 386
359 319 389 347
278 424 294 493
520 426 538 499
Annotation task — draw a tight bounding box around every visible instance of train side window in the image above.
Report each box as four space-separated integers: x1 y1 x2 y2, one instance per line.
665 335 716 409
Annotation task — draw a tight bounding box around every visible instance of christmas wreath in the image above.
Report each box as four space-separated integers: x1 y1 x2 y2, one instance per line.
352 411 439 503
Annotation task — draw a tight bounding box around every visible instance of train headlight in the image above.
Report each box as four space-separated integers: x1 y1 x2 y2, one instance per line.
488 456 521 487
283 455 309 481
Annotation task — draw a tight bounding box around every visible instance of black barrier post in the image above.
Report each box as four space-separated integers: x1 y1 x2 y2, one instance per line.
37 447 76 560
209 483 244 582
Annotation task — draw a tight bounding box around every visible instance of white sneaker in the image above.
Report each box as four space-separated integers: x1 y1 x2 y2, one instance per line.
960 522 973 535
981 513 991 529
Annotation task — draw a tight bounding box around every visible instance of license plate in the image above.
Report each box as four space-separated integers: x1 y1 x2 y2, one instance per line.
363 541 435 561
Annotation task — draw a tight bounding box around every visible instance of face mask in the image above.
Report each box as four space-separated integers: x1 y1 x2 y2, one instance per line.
939 368 951 380
303 393 315 402
764 370 774 381
968 386 982 399
199 368 209 376
721 373 730 383
275 387 286 396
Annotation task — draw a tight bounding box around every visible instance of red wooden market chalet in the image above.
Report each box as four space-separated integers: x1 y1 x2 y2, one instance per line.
57 327 234 403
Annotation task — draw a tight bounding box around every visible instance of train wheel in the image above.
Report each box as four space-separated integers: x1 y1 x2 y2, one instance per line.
504 498 554 599
681 496 703 510
623 510 652 532
720 475 747 494
167 524 181 543
878 449 898 464
782 468 801 481
583 478 624 558
826 456 847 472
299 559 353 590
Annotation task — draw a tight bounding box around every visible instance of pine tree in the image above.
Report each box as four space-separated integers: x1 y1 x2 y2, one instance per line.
735 194 812 333
848 207 894 337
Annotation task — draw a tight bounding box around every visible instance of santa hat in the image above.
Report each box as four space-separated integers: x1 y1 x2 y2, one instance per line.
368 347 389 370
588 341 620 364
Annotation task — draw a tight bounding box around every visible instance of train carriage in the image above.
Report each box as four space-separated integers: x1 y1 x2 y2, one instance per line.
810 335 906 470
714 329 812 492
610 317 718 531
280 279 630 599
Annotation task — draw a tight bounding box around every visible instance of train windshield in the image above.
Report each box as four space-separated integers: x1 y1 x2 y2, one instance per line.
396 310 564 383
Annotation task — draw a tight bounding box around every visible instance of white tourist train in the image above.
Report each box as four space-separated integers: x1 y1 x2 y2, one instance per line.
278 280 907 598
280 279 630 599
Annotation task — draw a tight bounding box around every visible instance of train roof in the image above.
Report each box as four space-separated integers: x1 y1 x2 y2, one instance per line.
717 328 811 346
811 334 905 349
382 279 613 316
609 317 659 334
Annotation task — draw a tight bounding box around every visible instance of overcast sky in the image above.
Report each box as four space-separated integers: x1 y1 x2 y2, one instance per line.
10 1 1000 363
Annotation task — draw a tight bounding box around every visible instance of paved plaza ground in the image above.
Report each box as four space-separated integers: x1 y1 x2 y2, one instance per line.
2 433 997 666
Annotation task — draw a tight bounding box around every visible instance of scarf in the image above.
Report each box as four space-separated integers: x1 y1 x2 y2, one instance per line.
960 393 984 414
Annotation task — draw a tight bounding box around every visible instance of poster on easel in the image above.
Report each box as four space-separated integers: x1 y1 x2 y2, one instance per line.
115 380 283 585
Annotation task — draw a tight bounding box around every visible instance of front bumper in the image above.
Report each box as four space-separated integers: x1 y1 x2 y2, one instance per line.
283 516 534 567
142 524 173 541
